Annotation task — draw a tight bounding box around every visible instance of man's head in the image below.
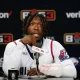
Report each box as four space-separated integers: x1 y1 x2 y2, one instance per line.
22 13 48 41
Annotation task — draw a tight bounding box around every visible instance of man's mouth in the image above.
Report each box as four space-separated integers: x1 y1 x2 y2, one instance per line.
33 34 41 41
33 34 39 37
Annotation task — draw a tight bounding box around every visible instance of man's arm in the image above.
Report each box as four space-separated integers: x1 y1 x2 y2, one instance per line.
39 41 77 78
2 40 25 76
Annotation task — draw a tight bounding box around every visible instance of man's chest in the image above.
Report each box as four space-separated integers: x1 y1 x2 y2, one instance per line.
38 49 54 64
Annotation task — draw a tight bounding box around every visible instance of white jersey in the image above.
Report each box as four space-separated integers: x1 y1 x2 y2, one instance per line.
2 38 77 78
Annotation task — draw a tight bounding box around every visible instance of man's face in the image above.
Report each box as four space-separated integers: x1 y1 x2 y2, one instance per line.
27 16 43 41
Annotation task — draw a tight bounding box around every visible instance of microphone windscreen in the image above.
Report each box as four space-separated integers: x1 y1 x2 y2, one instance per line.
35 40 42 48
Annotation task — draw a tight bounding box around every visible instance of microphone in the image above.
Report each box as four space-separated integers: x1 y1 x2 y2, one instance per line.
32 46 44 55
32 41 42 71
31 41 47 78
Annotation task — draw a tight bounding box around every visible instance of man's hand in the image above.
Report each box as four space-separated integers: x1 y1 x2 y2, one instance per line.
27 68 44 76
20 35 36 46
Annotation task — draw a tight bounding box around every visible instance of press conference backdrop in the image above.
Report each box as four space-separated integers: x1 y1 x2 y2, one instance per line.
0 1 80 77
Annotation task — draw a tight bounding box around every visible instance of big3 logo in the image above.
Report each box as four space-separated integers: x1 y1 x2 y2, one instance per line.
0 33 13 44
20 9 56 21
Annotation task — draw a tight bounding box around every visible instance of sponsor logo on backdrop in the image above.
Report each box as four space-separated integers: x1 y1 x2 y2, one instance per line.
20 9 56 21
0 10 12 19
0 33 13 44
66 11 80 18
64 32 80 44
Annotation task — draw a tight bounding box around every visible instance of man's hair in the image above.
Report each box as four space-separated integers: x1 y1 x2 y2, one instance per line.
22 13 48 37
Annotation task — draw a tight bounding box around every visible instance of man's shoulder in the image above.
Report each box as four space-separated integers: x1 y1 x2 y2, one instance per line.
44 37 55 42
6 39 20 46
43 38 54 45
44 37 52 41
44 38 61 45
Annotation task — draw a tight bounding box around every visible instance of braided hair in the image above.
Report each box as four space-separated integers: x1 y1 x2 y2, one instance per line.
22 13 48 38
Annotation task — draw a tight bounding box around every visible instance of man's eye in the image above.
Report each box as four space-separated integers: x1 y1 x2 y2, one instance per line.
30 23 33 25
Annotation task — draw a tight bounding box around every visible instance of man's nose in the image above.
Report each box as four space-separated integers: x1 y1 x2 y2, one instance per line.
34 24 39 29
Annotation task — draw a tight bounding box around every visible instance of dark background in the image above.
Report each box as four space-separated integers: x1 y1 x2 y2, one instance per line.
0 1 80 77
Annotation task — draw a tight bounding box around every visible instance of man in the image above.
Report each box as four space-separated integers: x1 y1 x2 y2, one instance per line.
2 13 77 78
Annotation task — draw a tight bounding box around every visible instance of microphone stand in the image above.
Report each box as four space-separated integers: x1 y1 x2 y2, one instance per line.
35 53 47 79
33 52 47 79
35 53 39 72
34 41 42 72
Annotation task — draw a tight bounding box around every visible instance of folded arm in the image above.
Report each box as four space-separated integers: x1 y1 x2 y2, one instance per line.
39 41 77 78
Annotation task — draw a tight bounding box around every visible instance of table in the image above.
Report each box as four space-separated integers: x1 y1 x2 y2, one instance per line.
19 78 74 80
0 77 74 80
